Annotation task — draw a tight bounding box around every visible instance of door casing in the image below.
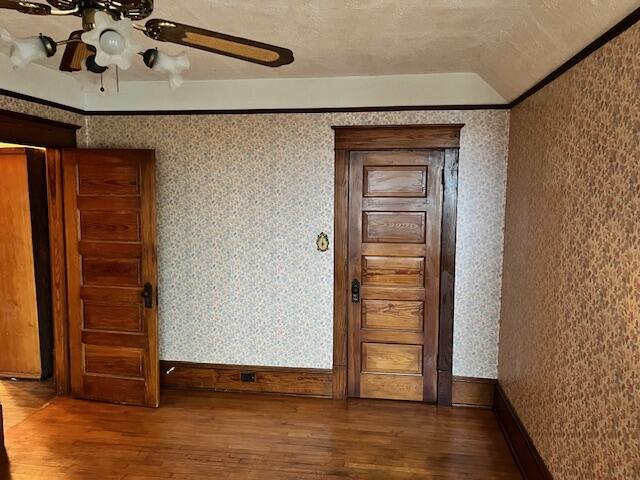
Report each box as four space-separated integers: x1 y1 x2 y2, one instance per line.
0 109 80 396
332 125 461 405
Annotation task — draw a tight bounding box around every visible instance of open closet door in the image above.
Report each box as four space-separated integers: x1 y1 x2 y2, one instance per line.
62 149 159 407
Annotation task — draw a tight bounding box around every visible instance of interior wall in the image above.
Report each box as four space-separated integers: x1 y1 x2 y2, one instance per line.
85 110 509 377
499 22 639 479
0 91 509 377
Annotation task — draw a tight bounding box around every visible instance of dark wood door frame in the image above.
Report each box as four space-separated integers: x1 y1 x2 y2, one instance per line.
332 125 461 405
0 108 80 395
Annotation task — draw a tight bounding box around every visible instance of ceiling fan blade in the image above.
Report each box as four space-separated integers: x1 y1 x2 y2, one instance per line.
144 19 294 67
59 30 91 72
0 0 51 14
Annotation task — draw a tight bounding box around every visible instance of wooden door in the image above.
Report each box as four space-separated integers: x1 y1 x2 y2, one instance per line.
348 150 443 402
63 149 159 407
0 149 44 378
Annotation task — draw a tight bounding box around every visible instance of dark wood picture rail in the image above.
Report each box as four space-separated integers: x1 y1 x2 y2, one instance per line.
0 88 84 115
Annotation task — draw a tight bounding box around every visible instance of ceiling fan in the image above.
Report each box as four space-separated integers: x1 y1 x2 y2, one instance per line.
0 0 294 88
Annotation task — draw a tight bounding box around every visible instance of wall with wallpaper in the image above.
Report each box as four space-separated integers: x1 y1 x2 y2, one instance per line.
85 110 509 377
499 22 639 479
0 94 509 378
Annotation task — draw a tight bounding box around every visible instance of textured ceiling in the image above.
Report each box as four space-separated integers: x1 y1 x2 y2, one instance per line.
0 0 637 100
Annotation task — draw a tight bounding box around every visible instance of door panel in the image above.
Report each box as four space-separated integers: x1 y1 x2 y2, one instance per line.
360 373 423 401
362 256 425 286
362 343 422 374
348 150 443 402
363 166 427 197
63 149 158 407
361 300 424 331
84 344 144 378
0 149 43 378
83 303 143 333
362 211 426 243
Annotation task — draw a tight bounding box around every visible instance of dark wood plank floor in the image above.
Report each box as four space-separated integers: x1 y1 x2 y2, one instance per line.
1 389 521 479
0 378 55 430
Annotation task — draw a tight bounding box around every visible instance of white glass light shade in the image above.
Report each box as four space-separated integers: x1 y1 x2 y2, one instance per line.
99 30 125 55
0 29 48 69
152 51 190 89
81 11 139 70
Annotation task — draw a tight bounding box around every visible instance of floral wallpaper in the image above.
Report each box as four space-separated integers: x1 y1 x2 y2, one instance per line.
0 92 510 377
499 22 639 479
85 110 509 376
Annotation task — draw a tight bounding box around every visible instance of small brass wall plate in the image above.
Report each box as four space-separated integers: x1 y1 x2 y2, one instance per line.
316 232 329 252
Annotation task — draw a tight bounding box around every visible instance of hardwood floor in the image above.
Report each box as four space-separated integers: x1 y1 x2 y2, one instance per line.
0 378 55 430
2 389 521 479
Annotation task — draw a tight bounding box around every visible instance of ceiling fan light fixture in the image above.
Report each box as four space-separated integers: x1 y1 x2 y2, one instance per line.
81 11 139 70
2 1 294 89
143 48 190 89
85 54 108 74
98 29 125 55
0 29 56 69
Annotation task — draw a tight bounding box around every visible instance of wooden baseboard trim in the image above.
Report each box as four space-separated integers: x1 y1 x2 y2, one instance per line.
494 382 553 479
437 370 453 406
160 360 333 398
451 376 496 408
0 372 42 381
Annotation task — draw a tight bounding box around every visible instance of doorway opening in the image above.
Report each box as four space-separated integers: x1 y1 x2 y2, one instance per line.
0 145 56 425
0 108 81 418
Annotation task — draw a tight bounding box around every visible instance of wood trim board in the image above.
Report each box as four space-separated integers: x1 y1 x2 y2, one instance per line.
494 382 553 479
0 89 84 115
160 361 333 398
333 124 462 149
332 149 349 400
84 105 508 115
45 150 70 395
0 109 80 148
451 376 495 408
437 149 459 405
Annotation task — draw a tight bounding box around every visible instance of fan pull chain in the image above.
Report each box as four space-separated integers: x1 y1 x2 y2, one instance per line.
100 72 105 93
116 65 120 93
